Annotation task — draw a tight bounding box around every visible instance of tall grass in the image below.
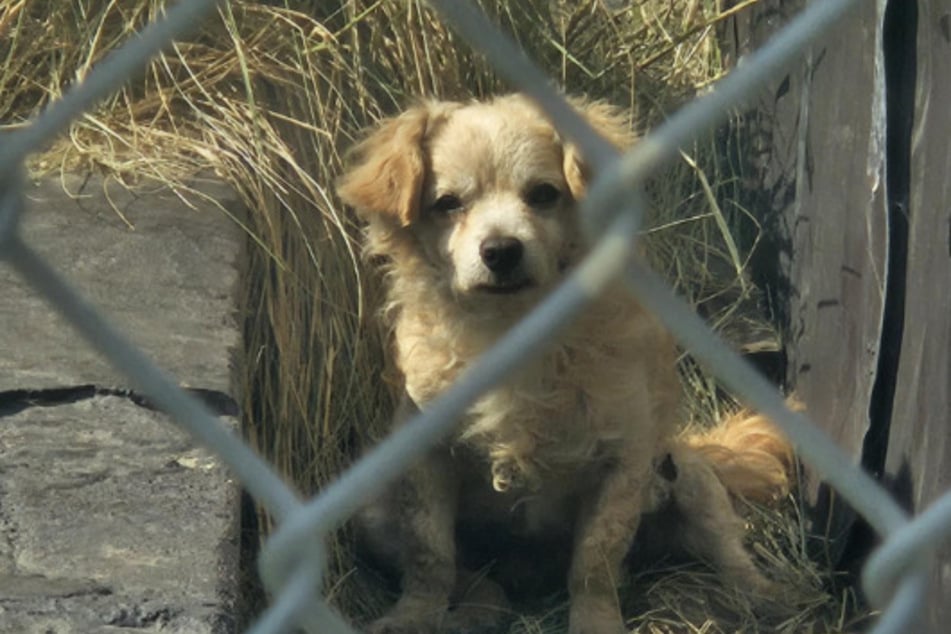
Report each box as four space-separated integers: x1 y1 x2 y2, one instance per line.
1 0 859 630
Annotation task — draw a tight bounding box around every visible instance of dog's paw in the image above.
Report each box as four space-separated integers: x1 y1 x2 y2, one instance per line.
568 594 626 634
366 597 447 634
743 575 804 612
491 459 522 492
443 611 507 634
367 614 440 634
448 569 511 633
491 457 541 492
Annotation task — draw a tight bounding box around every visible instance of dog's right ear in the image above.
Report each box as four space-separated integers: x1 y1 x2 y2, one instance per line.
562 99 635 201
337 106 431 227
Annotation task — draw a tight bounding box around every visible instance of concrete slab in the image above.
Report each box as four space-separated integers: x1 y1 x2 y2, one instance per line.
2 174 244 392
0 174 245 633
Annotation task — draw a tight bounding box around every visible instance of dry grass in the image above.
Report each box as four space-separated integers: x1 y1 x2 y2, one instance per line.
2 0 860 631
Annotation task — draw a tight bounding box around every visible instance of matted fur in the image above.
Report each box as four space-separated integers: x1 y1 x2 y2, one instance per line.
338 94 794 634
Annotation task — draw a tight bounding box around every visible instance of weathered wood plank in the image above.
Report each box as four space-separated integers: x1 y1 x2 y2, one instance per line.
721 1 888 558
883 0 951 622
755 1 888 555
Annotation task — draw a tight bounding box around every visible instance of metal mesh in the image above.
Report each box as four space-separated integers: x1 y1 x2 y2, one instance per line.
0 1 943 633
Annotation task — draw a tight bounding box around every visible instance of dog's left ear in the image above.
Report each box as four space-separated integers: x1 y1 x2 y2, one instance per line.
337 105 435 227
563 99 635 200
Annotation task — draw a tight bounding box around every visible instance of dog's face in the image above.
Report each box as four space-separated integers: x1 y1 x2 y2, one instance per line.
338 95 631 306
417 100 580 298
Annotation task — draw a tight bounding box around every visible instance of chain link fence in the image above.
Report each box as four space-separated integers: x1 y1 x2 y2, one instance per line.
1 0 946 632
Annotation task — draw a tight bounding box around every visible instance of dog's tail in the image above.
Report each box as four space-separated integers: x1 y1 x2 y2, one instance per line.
678 403 798 504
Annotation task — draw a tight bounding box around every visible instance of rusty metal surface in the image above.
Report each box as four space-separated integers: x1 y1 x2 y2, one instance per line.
884 0 951 622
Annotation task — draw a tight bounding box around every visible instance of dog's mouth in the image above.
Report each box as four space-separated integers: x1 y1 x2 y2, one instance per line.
476 279 534 295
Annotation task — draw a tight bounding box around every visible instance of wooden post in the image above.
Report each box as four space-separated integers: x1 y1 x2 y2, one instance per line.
723 0 888 562
882 0 951 622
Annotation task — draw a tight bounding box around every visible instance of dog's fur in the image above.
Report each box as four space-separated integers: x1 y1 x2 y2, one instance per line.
338 94 793 634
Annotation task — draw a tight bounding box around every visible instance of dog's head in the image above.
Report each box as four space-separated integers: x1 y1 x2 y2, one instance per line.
338 94 632 306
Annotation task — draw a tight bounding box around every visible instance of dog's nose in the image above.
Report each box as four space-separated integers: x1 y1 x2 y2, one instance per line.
480 237 524 274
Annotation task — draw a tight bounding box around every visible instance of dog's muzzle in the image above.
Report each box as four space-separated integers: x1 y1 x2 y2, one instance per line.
480 237 523 274
477 237 534 294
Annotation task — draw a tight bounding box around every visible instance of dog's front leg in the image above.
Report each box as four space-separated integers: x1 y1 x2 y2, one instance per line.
368 395 458 634
368 452 457 634
567 450 650 634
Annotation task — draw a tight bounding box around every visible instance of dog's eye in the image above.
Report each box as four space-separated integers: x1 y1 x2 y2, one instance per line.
525 183 561 208
430 194 464 216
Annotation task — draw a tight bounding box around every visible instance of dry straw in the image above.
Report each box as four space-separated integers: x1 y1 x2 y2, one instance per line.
1 0 865 630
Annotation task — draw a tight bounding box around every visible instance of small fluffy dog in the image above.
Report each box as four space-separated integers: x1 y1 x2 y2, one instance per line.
338 94 793 634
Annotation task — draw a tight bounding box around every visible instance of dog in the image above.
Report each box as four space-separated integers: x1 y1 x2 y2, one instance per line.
337 94 794 634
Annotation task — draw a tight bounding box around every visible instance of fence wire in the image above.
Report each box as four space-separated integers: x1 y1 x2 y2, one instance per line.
0 0 942 632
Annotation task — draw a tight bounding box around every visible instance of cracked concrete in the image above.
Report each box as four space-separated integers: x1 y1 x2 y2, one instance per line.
0 174 245 633
2 174 243 392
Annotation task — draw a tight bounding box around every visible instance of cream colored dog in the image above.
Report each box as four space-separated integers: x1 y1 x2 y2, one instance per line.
338 94 793 634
